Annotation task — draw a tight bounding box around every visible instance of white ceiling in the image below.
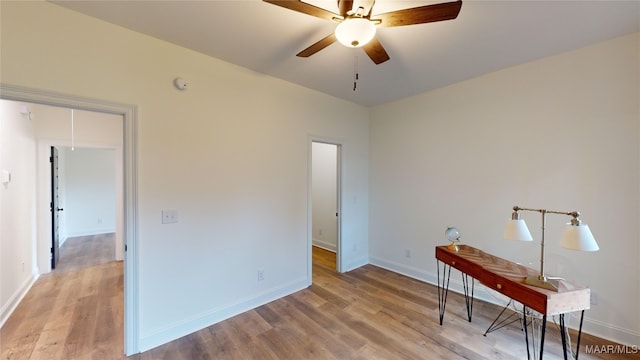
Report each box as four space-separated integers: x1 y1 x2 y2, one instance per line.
51 0 639 107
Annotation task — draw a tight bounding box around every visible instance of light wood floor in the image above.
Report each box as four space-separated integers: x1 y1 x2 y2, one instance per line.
2 242 637 359
1 233 121 360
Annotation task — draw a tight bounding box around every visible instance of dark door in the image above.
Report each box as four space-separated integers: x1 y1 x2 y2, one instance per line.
50 146 62 269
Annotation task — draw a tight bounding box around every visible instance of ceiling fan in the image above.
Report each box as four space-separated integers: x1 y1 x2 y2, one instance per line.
263 0 462 64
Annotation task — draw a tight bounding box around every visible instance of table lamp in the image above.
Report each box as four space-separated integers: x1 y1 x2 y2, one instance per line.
503 206 599 291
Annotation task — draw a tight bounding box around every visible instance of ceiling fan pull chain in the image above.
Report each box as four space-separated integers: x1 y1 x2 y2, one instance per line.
353 55 359 91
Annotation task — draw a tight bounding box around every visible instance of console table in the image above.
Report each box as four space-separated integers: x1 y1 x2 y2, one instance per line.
436 245 590 360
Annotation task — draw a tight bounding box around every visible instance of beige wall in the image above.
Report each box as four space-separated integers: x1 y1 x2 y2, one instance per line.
1 1 370 353
370 32 640 345
0 100 37 328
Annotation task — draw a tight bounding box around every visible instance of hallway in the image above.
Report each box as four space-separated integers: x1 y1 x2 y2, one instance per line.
1 233 123 359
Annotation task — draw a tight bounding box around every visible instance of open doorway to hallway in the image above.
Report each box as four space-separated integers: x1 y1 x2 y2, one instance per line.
311 141 341 272
0 85 138 355
0 98 128 357
50 146 118 270
24 103 125 274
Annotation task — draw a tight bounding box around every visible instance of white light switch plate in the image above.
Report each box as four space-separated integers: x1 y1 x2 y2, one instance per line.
1 170 11 184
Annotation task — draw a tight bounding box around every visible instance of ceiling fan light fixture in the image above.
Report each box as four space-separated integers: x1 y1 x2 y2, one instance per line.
335 18 376 48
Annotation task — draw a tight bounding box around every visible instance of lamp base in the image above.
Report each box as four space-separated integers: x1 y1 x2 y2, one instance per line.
524 276 564 292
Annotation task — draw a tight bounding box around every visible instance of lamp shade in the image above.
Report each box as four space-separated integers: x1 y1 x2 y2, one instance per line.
335 18 376 48
560 223 599 251
503 219 533 241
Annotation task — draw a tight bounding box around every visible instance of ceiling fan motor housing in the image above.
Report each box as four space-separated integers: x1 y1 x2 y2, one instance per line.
335 17 376 48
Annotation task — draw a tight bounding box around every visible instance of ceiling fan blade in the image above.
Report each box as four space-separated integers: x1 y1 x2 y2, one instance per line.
297 33 337 57
372 0 462 28
362 37 390 65
263 0 339 21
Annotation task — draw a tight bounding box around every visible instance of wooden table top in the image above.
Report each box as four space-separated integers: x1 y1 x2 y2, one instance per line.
436 245 590 315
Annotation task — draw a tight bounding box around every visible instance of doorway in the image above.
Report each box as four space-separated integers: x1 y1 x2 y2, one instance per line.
0 84 139 355
51 146 118 270
311 141 341 272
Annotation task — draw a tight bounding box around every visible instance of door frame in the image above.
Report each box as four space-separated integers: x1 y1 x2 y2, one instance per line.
50 146 60 269
308 136 343 278
0 84 139 355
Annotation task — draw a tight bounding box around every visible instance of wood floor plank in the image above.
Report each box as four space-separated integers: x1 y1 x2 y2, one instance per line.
276 297 356 359
193 326 239 360
285 294 367 352
224 315 279 360
254 327 306 360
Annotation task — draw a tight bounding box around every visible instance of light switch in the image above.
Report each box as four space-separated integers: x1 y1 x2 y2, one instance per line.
162 209 178 224
1 170 11 184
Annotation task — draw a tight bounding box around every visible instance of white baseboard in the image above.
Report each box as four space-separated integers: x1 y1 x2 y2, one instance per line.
66 228 116 238
0 272 39 328
312 239 336 252
579 316 640 347
369 256 497 304
138 277 309 352
343 254 369 273
369 256 640 347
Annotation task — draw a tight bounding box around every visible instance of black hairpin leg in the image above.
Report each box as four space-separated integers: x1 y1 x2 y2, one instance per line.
522 306 532 360
437 260 452 325
461 273 474 322
559 310 585 360
575 310 585 360
560 314 568 360
484 299 520 336
539 314 547 360
521 307 546 360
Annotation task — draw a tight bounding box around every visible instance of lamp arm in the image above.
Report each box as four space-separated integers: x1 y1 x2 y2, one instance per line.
512 206 582 280
512 206 578 218
513 206 581 224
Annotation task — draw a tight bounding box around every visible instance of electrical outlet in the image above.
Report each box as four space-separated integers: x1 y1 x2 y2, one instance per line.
590 291 598 305
257 269 265 282
318 229 323 236
405 249 411 258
